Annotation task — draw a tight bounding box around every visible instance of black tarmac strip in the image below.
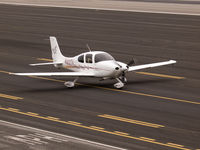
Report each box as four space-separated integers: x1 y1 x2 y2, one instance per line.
0 4 200 150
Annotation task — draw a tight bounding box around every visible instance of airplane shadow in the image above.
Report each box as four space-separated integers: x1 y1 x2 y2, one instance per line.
127 78 175 85
16 78 176 93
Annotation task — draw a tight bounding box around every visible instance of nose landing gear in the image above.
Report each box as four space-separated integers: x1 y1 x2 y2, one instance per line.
118 71 127 83
114 71 128 89
119 75 127 83
114 78 124 89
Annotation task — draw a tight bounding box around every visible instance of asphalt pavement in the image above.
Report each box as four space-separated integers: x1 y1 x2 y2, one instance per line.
0 4 200 150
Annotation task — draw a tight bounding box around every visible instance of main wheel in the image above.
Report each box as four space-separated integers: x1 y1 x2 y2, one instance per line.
64 81 75 88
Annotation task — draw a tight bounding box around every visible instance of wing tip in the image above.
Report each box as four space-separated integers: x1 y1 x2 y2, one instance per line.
169 60 177 64
29 64 35 66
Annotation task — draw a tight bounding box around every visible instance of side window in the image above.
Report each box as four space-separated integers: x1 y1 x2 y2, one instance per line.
86 54 93 63
78 55 84 63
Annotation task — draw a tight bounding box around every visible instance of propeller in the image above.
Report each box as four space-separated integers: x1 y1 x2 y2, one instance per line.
116 58 135 83
127 58 135 67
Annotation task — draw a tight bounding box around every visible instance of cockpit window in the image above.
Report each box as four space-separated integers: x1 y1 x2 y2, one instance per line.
95 53 114 63
86 54 93 63
78 55 84 63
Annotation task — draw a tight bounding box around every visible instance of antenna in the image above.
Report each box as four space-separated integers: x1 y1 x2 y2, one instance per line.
86 44 92 52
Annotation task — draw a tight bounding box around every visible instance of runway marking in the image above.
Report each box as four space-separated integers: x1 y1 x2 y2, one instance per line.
31 75 195 105
0 70 11 74
37 58 53 62
136 72 185 79
27 112 39 116
114 131 129 136
29 76 64 83
0 2 200 16
0 120 125 150
1 69 199 105
98 114 165 128
90 86 200 105
46 116 60 120
7 108 19 112
0 93 23 100
167 143 184 148
0 106 191 150
37 58 185 79
67 121 81 125
139 137 156 142
89 126 105 130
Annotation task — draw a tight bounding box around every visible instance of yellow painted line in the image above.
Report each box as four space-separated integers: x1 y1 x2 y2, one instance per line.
67 121 81 125
7 108 19 112
98 114 164 128
0 93 23 100
140 137 156 141
30 75 200 105
37 58 52 62
86 84 200 105
114 131 129 135
136 72 185 79
0 106 191 150
167 143 184 147
0 70 11 74
2 69 200 105
89 126 105 130
46 116 60 120
27 112 39 116
29 76 64 83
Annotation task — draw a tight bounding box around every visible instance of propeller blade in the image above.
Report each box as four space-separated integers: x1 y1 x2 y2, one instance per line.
127 59 135 66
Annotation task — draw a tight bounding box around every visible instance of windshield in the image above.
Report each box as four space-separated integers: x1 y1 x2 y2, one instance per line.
95 53 114 63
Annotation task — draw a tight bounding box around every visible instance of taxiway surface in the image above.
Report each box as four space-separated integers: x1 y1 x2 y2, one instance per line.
0 4 200 150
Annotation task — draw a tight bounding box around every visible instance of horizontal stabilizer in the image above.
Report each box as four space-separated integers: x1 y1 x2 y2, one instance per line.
128 60 176 72
10 72 94 77
29 62 63 66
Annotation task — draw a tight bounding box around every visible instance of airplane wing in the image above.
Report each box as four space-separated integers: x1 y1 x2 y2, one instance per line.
10 72 94 77
128 60 176 72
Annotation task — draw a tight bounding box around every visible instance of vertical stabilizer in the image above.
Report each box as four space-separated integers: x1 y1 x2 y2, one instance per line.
49 36 65 63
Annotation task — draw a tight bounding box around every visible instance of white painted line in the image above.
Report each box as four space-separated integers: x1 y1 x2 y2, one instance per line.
0 2 200 16
16 135 48 144
33 133 69 142
0 120 126 150
5 135 36 145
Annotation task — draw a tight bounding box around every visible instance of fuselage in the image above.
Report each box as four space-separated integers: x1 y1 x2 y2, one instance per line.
58 51 127 78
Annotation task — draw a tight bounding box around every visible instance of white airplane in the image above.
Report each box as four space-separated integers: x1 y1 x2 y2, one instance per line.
10 36 176 89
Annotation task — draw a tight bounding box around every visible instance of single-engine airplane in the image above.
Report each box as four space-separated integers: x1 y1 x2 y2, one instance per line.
10 36 176 88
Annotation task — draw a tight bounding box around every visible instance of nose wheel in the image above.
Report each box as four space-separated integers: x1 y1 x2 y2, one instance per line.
119 76 127 83
114 78 124 89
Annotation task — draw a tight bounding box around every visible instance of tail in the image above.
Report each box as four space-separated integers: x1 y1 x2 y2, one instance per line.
49 36 65 63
